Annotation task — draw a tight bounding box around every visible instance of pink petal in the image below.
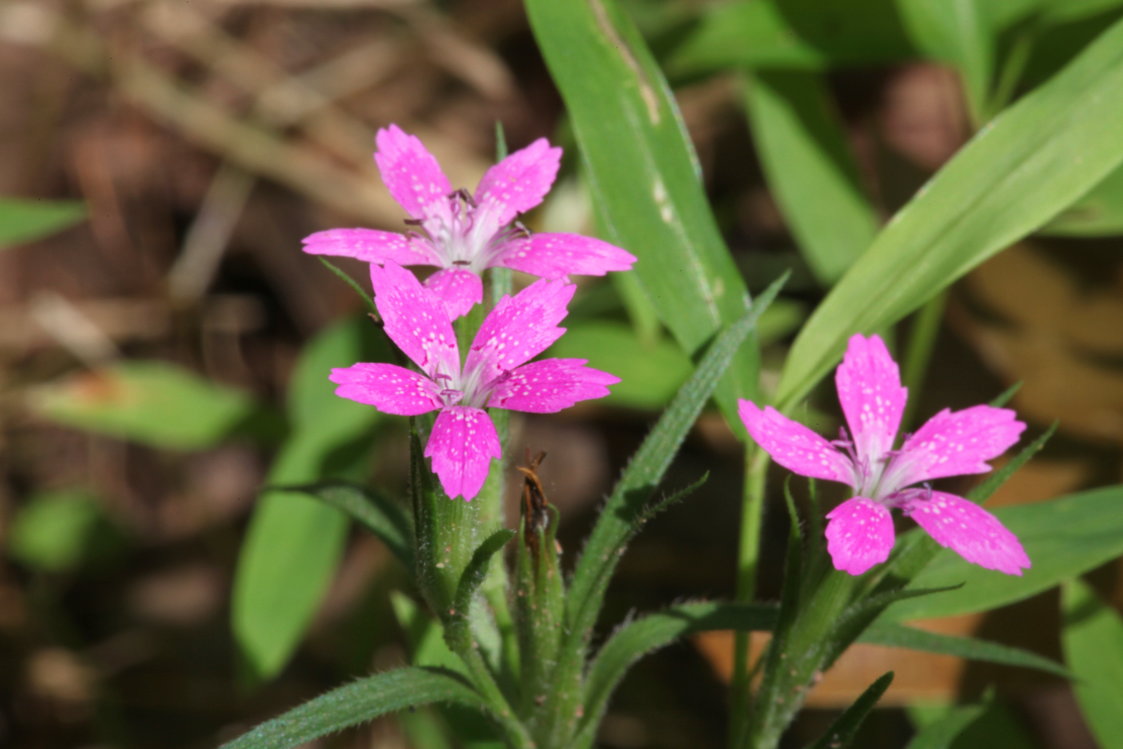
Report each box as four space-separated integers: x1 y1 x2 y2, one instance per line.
374 125 452 220
369 262 459 379
423 268 483 320
737 400 854 485
835 334 908 466
493 233 637 278
425 405 501 501
887 405 1026 487
825 497 896 575
487 358 619 413
902 491 1031 576
463 278 575 385
329 363 442 415
302 228 440 266
474 138 561 226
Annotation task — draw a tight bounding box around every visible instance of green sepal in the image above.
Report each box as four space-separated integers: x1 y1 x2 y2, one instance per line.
513 460 567 730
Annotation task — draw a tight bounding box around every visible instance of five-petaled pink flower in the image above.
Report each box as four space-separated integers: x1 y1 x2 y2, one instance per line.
739 334 1031 576
303 125 636 319
330 261 619 501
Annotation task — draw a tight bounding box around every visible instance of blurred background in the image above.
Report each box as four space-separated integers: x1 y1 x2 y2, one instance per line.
1 0 1122 747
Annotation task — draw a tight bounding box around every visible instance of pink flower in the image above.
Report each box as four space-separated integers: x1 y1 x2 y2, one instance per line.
303 125 636 319
330 262 619 501
739 334 1031 576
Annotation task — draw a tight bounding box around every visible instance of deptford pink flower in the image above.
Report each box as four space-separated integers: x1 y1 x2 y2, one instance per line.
303 124 636 319
330 261 619 501
739 334 1031 576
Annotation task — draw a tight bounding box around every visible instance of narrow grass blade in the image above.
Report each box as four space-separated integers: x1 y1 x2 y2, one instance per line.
744 71 878 284
566 274 786 634
776 16 1123 410
861 622 1069 678
526 0 762 418
576 601 778 746
805 672 894 749
218 667 488 749
317 257 375 312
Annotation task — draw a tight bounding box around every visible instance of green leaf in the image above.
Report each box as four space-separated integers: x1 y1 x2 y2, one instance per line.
446 529 516 652
6 489 124 572
547 321 692 410
526 0 761 419
217 667 489 749
898 0 992 122
775 15 1123 410
576 601 778 746
860 622 1069 678
1061 579 1123 747
33 360 273 450
233 316 388 681
268 481 412 567
744 70 878 285
908 700 1039 749
667 0 918 75
0 197 85 249
566 275 786 637
806 672 894 749
1042 163 1123 236
905 700 989 749
881 485 1123 622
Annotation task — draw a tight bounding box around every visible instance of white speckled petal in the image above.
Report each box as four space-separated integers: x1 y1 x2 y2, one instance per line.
464 278 575 385
835 334 908 466
903 491 1030 576
370 262 459 379
374 125 452 220
889 405 1026 487
329 363 442 415
423 268 483 320
738 400 854 485
425 405 501 501
825 497 895 575
301 228 440 266
493 233 636 278
487 358 618 413
474 138 561 226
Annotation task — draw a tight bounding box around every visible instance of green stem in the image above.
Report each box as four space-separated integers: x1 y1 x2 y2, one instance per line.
740 571 859 749
459 646 536 749
900 291 946 429
729 444 769 746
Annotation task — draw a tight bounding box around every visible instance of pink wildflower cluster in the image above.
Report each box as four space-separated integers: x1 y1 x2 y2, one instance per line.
740 334 1031 576
304 125 635 319
315 126 632 500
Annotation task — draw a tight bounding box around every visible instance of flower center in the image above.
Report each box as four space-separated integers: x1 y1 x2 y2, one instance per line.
433 359 499 410
835 427 909 500
411 189 515 272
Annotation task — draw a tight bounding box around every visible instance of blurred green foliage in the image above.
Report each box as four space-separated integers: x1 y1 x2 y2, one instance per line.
0 197 84 250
